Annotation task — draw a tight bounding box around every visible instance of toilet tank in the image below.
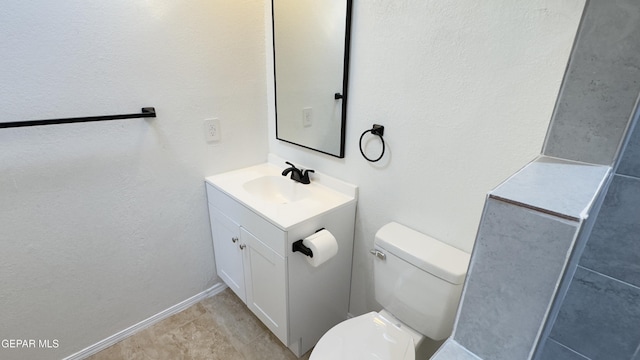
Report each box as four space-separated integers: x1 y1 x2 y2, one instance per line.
373 222 470 341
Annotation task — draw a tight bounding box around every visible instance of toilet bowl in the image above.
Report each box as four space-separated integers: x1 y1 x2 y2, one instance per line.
310 222 470 360
310 310 422 360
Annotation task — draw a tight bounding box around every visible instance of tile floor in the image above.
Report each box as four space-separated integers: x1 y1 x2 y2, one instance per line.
88 288 312 360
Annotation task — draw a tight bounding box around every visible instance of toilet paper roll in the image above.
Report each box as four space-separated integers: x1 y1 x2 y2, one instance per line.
303 229 338 267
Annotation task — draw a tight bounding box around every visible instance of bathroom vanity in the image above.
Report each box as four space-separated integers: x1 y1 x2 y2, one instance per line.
205 155 357 356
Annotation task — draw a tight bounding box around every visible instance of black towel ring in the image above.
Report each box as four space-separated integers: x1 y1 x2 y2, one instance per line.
359 124 385 162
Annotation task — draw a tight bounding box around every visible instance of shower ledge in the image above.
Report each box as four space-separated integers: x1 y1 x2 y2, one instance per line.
488 155 610 221
431 156 611 360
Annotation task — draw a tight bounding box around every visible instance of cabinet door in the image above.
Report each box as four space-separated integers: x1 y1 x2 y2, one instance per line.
241 227 288 344
209 207 246 302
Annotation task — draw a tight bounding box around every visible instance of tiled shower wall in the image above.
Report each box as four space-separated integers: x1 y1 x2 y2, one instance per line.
433 0 640 359
536 0 640 358
539 107 640 360
542 0 640 165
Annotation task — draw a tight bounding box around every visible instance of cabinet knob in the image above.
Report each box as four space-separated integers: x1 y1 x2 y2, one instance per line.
239 244 246 250
232 237 238 243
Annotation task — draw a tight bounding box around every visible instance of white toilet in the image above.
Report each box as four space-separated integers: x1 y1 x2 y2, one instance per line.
310 222 470 360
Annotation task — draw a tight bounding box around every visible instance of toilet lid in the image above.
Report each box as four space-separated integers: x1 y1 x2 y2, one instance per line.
310 312 415 360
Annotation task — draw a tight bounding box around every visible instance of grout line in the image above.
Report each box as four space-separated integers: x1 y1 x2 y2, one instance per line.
577 266 640 291
547 338 592 360
613 172 640 181
632 341 640 360
488 194 581 222
539 154 610 168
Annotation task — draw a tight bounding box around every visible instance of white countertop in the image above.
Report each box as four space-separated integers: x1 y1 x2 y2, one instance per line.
205 160 357 230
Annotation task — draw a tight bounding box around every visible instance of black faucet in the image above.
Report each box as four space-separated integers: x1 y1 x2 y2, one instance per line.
281 161 314 184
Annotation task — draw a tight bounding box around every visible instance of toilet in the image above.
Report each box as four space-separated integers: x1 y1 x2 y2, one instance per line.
310 222 470 360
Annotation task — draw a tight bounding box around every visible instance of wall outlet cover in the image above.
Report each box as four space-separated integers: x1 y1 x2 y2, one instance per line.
204 118 221 142
303 108 313 128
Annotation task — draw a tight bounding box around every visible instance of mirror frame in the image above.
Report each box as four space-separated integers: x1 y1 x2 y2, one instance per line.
271 0 353 158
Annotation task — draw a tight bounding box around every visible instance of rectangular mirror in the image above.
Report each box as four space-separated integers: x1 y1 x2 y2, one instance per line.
272 0 353 158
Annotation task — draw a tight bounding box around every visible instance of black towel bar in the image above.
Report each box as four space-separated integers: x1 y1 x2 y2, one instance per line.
0 107 156 129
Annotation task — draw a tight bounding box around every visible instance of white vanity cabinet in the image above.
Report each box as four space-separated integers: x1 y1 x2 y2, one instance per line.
207 192 288 344
241 227 287 342
205 159 357 357
208 207 245 300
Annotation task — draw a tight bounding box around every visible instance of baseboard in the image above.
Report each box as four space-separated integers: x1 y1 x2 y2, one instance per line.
63 282 227 360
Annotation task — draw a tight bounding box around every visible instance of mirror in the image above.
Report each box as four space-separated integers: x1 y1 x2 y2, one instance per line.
272 0 353 158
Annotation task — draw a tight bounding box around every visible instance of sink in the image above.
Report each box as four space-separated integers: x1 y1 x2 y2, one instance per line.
242 176 311 204
205 157 357 229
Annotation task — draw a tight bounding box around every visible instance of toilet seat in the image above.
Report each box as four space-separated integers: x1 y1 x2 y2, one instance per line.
310 311 415 360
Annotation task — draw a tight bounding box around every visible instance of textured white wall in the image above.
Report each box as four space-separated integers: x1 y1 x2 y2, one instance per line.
0 1 587 357
267 1 586 316
0 1 267 359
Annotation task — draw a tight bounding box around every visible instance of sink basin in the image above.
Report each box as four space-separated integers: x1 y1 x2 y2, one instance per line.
242 176 311 204
206 157 357 229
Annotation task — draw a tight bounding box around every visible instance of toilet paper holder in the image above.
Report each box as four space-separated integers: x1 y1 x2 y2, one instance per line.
292 240 313 258
292 228 326 258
